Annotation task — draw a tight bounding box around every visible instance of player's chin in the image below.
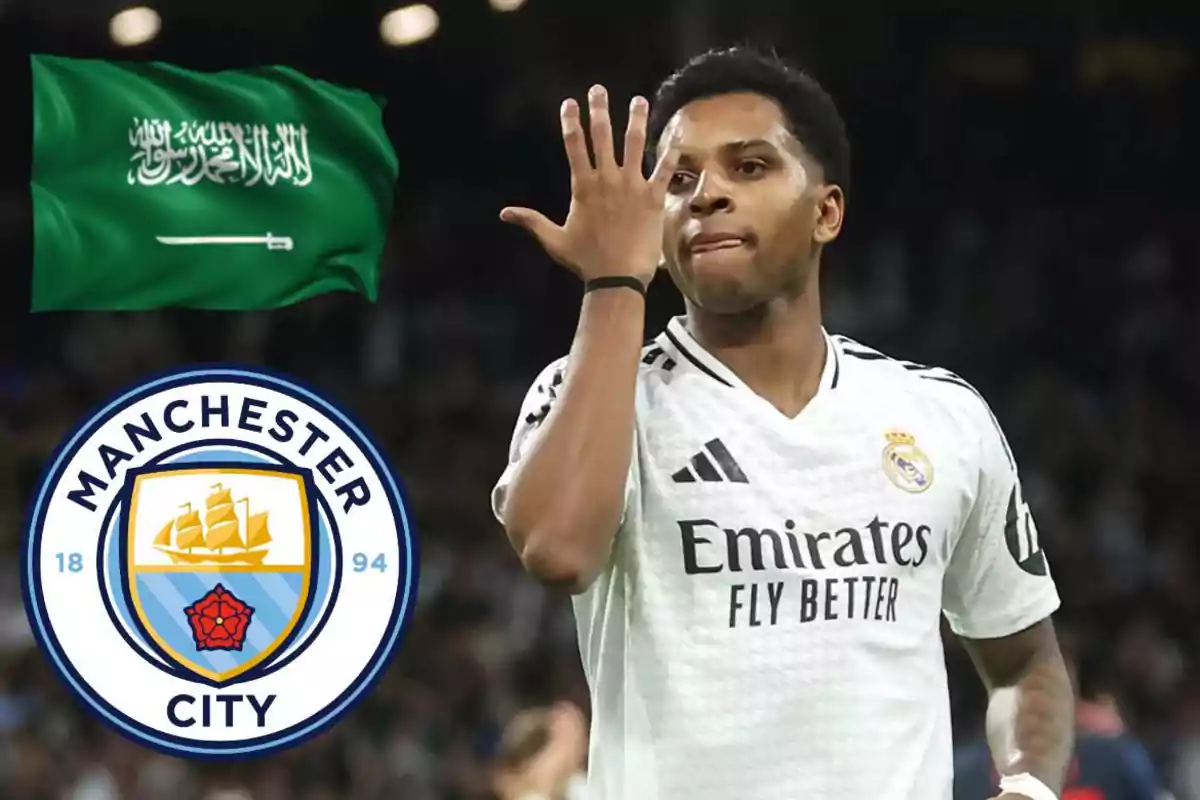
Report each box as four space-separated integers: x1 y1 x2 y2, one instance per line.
684 276 765 314
675 252 759 310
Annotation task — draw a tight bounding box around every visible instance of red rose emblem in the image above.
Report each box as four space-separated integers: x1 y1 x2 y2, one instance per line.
185 584 254 651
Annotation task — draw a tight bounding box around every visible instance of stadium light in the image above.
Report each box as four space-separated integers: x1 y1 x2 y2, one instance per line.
109 6 161 47
489 0 527 11
380 4 439 47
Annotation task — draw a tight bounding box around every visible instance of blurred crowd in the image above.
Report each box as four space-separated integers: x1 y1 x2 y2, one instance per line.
1 3 1199 799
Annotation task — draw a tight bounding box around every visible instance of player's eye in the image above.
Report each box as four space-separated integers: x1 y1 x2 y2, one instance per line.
736 159 769 177
668 171 696 192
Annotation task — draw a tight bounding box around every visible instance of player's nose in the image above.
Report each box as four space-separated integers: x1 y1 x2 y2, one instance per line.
688 173 735 216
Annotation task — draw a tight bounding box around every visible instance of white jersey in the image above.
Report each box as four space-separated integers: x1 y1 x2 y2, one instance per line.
491 316 1061 800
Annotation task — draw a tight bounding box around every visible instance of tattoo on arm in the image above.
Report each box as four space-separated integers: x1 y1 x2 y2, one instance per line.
961 619 1075 793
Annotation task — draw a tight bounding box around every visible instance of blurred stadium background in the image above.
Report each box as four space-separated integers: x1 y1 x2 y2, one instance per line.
0 0 1198 798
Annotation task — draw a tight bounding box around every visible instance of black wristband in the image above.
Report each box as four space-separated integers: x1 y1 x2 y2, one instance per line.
584 276 647 297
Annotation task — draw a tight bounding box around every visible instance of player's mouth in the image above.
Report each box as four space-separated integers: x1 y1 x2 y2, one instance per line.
687 232 753 255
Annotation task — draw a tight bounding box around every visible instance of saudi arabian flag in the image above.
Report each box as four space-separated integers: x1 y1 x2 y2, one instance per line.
30 54 398 311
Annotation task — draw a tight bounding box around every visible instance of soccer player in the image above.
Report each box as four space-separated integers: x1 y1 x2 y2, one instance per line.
492 46 1075 800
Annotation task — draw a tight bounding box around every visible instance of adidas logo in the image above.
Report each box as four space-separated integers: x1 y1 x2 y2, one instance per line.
672 439 748 484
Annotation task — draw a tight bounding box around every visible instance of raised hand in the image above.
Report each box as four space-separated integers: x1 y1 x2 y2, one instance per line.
500 84 679 287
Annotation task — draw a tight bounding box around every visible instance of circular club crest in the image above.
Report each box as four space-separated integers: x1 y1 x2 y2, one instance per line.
881 431 934 494
21 367 418 759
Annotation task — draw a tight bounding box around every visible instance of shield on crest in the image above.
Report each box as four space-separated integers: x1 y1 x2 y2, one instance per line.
122 464 315 685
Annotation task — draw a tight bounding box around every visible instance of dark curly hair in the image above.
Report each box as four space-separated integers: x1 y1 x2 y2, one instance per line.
646 45 851 196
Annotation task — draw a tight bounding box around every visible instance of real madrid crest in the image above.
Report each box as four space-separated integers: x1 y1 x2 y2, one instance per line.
882 431 934 493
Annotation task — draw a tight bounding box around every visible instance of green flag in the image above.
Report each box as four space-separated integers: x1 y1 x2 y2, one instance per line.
31 54 398 311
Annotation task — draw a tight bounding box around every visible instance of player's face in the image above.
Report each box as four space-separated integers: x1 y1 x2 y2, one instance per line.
657 92 843 314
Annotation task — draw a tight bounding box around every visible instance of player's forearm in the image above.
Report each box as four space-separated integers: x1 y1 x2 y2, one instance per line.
502 287 645 591
972 625 1075 796
989 657 1074 793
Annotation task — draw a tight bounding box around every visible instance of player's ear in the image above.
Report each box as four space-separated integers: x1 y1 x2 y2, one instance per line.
812 183 844 245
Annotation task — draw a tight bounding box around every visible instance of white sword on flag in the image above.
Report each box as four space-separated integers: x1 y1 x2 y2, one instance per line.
155 233 294 251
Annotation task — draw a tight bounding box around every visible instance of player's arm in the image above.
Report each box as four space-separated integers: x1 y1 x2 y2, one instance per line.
961 620 1074 799
496 291 645 593
941 393 1073 799
493 86 679 593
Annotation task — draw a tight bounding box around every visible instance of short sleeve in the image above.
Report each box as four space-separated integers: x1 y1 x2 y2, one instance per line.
941 396 1060 640
490 357 639 527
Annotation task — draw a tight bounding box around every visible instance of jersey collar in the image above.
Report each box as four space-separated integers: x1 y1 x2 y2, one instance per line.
662 315 840 393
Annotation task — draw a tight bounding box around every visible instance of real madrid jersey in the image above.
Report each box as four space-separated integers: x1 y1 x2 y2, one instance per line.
491 315 1061 800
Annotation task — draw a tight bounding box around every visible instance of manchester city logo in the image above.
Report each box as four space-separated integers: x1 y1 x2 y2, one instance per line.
21 367 418 759
881 430 934 493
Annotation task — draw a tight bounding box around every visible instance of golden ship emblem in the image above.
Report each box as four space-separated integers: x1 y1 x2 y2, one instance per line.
152 482 273 566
